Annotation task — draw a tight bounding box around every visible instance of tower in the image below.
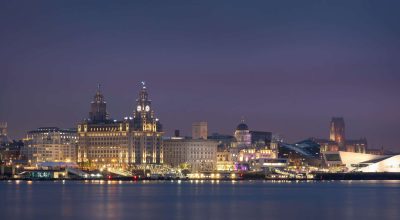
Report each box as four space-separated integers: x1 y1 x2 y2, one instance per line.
192 122 208 139
89 84 108 123
131 82 163 164
330 117 345 148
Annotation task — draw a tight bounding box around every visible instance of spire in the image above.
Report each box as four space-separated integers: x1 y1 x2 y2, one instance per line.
97 83 101 94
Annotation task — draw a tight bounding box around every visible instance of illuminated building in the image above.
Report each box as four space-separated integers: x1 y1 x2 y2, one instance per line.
314 118 368 154
77 86 129 168
238 148 276 162
330 117 346 148
0 122 8 146
346 138 367 153
131 82 163 165
216 150 234 171
192 122 208 140
234 120 251 148
22 127 78 164
0 140 23 166
323 151 400 173
249 158 288 172
164 139 218 172
278 139 322 167
312 138 339 152
77 82 163 169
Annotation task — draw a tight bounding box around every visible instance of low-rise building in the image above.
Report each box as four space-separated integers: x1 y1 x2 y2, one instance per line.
216 150 234 171
323 151 400 173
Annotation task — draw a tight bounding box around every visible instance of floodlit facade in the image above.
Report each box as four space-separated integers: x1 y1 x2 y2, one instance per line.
330 117 345 147
77 83 163 169
234 120 251 148
323 151 400 173
22 127 78 164
164 139 218 172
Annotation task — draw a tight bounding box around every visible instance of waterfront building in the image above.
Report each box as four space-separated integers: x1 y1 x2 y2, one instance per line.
323 151 400 173
77 83 163 169
278 139 322 167
330 117 346 148
238 148 276 162
192 122 208 140
77 86 130 169
249 158 288 172
234 120 251 149
131 82 164 165
22 127 78 164
164 138 218 172
0 140 24 166
216 150 234 171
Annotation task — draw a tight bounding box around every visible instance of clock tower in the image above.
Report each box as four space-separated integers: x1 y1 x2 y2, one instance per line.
133 82 162 132
130 82 163 165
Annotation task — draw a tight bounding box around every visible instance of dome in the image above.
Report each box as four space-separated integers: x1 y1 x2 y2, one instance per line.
236 123 249 131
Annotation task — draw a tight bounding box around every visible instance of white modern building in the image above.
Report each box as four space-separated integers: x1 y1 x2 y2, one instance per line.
22 127 78 164
323 151 400 173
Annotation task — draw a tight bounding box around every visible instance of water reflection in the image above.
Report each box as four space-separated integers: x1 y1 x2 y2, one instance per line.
0 181 399 220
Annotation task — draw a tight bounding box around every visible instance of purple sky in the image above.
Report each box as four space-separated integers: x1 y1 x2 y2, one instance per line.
0 1 399 150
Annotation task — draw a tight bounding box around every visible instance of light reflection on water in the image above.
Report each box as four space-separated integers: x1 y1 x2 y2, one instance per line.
1 180 400 220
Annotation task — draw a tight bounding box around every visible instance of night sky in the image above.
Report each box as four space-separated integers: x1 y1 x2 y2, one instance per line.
0 1 399 150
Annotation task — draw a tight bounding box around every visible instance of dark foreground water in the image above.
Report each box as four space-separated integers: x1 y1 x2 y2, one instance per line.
1 180 399 220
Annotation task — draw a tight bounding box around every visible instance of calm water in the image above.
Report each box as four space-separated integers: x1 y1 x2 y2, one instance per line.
1 180 399 220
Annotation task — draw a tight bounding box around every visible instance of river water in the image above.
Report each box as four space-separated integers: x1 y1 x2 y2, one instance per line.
1 180 399 220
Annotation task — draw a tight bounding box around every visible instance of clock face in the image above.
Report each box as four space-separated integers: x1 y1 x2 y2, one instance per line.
137 105 142 112
145 105 150 112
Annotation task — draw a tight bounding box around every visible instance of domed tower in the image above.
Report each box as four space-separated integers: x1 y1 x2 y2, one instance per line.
234 119 251 149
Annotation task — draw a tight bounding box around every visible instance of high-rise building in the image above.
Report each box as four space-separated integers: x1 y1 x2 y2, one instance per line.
77 86 129 169
0 122 8 145
22 127 78 164
330 117 346 148
192 122 208 140
77 82 163 170
131 82 163 164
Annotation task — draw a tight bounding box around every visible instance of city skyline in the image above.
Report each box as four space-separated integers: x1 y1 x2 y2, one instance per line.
1 1 399 150
0 81 394 150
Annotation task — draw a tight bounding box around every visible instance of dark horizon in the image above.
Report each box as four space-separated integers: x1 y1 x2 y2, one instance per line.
1 1 399 150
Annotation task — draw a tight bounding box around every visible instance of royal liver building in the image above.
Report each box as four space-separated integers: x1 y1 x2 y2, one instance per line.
77 83 163 170
130 82 163 164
